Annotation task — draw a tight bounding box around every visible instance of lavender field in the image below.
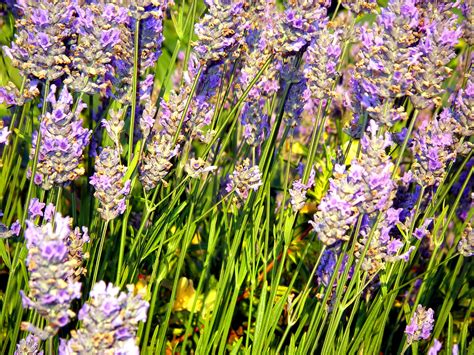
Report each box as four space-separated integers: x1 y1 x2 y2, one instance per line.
0 0 472 354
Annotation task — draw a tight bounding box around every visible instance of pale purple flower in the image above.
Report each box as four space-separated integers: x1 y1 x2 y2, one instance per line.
428 339 442 355
28 198 45 219
43 203 56 222
11 220 21 236
405 305 435 344
226 159 263 204
20 213 86 340
31 85 91 190
14 334 43 355
0 127 11 146
61 281 149 354
90 148 131 221
289 168 316 212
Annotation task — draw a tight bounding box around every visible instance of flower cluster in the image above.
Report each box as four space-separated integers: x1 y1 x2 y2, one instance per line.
194 0 247 64
304 27 342 101
3 0 73 81
20 214 86 340
410 110 459 187
226 159 262 204
139 133 179 191
410 3 461 109
90 148 131 221
405 305 435 344
15 334 43 355
31 85 91 190
350 0 420 126
289 168 315 212
271 0 327 55
61 281 149 354
311 121 396 246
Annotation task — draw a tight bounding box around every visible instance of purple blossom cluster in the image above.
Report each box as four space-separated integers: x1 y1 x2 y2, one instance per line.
90 147 131 221
20 213 87 340
4 1 166 102
194 0 247 64
226 159 263 205
61 281 149 354
405 304 435 344
310 121 396 246
31 85 91 190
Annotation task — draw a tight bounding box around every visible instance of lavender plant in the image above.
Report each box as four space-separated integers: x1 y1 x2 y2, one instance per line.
0 1 472 354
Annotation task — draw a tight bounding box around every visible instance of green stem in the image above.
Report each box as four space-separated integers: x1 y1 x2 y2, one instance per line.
128 18 141 166
91 220 109 287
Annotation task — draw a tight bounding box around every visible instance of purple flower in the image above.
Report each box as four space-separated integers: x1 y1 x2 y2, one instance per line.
405 304 435 344
62 281 149 354
194 0 246 64
3 0 73 81
11 220 21 237
28 198 45 219
428 339 442 355
139 133 180 191
90 147 130 221
100 29 121 48
226 159 262 205
304 28 342 101
43 203 56 222
0 127 11 145
20 213 86 340
289 168 316 212
31 85 91 190
14 334 43 355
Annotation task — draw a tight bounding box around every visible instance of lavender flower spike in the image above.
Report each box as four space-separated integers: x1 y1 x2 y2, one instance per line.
90 148 131 221
304 28 342 101
289 168 316 212
32 85 91 190
309 164 360 246
139 133 180 191
405 304 435 344
20 213 86 340
15 334 43 355
3 0 73 81
226 159 263 204
194 0 246 64
61 281 149 354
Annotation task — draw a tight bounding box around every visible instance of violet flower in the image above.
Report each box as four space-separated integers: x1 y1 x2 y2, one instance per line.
28 198 45 219
194 0 247 64
139 133 179 191
31 85 91 190
289 168 316 212
90 148 131 221
411 3 462 109
67 2 132 99
304 27 342 101
20 213 86 340
226 159 263 204
405 304 435 344
350 0 421 127
60 281 149 354
3 0 73 81
15 334 43 355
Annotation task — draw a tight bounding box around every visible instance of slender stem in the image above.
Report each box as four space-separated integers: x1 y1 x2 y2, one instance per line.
91 220 109 287
21 80 50 226
128 18 141 166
